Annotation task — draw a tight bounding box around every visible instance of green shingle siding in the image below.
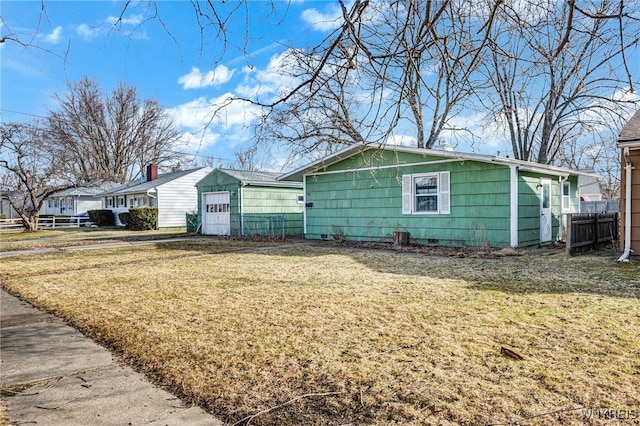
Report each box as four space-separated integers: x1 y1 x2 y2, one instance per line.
305 155 514 247
196 170 303 237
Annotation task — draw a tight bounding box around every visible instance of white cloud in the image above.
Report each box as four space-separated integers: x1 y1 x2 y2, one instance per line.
168 94 262 153
43 26 63 44
178 65 235 90
76 23 99 40
301 4 344 32
235 49 304 100
387 134 418 147
175 128 220 153
105 14 143 26
76 14 145 41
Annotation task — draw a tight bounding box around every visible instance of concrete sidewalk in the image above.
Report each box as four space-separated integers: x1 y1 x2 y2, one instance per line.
0 289 222 425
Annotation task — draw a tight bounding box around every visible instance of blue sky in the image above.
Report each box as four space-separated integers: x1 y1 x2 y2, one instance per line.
2 1 639 173
1 1 344 168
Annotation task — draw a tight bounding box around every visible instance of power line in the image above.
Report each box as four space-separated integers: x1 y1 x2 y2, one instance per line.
0 108 49 120
0 108 236 163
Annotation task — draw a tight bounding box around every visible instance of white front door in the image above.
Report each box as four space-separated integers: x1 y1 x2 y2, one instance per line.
540 178 552 243
202 192 231 236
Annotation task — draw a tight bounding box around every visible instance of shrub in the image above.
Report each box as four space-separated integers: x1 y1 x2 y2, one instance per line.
88 209 116 227
0 214 6 220
118 212 131 227
123 208 158 231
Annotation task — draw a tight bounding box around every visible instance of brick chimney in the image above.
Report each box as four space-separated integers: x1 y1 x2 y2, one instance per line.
146 164 158 182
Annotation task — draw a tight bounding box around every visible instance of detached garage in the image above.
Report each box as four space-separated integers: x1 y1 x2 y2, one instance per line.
196 169 304 237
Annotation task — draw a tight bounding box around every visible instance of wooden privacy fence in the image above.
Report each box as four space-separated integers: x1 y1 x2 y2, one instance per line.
566 213 618 254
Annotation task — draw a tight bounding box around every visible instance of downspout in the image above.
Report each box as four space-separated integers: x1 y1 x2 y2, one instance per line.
303 175 307 236
146 189 158 229
509 165 519 248
558 176 568 241
618 147 633 262
239 184 245 237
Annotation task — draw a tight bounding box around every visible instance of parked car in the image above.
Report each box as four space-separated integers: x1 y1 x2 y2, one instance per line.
70 212 94 227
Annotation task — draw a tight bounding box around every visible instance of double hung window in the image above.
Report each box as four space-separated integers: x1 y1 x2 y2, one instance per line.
402 172 450 215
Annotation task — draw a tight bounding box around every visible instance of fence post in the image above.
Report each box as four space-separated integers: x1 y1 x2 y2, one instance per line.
566 214 573 254
594 213 599 247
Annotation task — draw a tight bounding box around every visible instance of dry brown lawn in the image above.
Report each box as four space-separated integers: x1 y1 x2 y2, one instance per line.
0 228 189 251
1 239 639 425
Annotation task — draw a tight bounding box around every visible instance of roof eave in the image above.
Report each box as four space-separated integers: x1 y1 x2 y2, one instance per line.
279 143 595 180
241 180 303 188
618 139 640 148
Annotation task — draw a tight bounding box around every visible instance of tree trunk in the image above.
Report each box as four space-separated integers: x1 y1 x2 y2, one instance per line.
393 231 411 248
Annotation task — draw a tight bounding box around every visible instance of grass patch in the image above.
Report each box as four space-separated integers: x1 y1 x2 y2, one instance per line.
0 228 189 251
1 242 639 425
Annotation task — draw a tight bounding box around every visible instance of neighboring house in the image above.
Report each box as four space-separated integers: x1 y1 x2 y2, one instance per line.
196 168 304 237
577 172 602 201
44 182 120 216
279 144 598 248
0 190 20 219
0 189 45 218
102 165 212 228
618 108 640 260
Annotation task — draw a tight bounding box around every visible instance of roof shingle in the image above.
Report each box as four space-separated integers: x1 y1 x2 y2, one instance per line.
619 108 640 146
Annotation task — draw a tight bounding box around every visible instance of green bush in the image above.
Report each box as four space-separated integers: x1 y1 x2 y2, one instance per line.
122 208 158 231
118 212 131 227
0 214 6 220
88 210 115 227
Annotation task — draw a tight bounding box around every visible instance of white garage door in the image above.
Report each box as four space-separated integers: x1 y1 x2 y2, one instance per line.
202 192 231 235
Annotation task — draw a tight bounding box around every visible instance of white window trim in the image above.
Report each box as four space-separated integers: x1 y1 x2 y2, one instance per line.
402 172 450 215
561 181 571 212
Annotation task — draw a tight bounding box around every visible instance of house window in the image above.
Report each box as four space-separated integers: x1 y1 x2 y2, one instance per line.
415 176 439 212
562 181 571 212
206 203 229 213
117 196 126 207
402 172 450 215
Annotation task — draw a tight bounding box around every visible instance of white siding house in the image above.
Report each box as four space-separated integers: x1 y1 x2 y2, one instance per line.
44 183 120 216
102 166 212 228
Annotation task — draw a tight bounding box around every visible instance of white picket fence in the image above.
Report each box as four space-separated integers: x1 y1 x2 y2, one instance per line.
0 217 91 231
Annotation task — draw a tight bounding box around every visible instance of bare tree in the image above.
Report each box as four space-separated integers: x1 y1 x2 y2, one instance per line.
479 0 640 165
254 0 502 163
47 76 184 183
0 122 78 231
232 145 263 171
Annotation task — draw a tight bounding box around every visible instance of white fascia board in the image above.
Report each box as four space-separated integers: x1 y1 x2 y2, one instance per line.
241 181 303 188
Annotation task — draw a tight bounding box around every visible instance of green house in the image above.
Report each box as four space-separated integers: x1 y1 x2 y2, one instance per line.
195 168 304 237
280 144 598 248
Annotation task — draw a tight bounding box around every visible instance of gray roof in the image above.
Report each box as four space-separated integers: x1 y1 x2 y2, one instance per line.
52 182 121 197
103 168 210 196
219 168 282 182
618 108 640 147
216 168 303 188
